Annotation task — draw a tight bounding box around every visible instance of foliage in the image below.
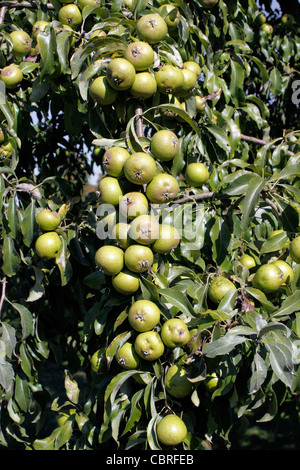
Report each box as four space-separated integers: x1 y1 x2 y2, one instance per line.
0 0 299 450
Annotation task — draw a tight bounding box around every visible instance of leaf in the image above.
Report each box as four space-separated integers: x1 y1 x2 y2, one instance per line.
15 374 31 412
271 290 300 319
259 231 289 254
248 351 268 394
37 27 58 78
0 321 16 358
0 360 14 393
10 302 33 339
21 200 37 247
2 236 20 277
270 67 283 97
239 174 266 234
263 331 294 388
210 215 232 266
6 196 18 239
103 370 139 424
245 287 276 311
64 370 80 404
230 59 244 106
203 330 248 358
26 267 45 302
158 288 195 317
33 421 73 450
122 389 143 436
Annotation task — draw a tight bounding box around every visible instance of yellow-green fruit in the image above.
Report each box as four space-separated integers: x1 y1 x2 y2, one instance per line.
35 232 62 259
256 12 267 25
185 162 209 187
36 209 61 231
89 76 118 105
58 4 82 29
112 269 140 295
90 348 107 374
129 214 160 245
136 13 168 44
158 4 180 30
183 61 202 78
156 415 187 446
161 318 190 348
204 372 219 392
151 129 180 161
102 146 130 177
112 222 131 249
175 68 197 97
94 245 124 275
128 299 161 332
134 331 165 361
32 20 49 38
115 342 140 369
252 263 284 293
0 65 23 89
208 276 236 304
272 260 294 285
106 58 136 91
195 95 206 112
98 176 123 206
165 364 193 398
239 254 256 269
9 30 32 56
129 72 157 99
289 236 300 263
152 224 180 254
0 141 13 158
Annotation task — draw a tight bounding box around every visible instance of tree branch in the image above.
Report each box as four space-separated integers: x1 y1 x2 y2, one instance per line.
241 133 294 155
169 191 215 205
0 1 54 8
0 277 7 316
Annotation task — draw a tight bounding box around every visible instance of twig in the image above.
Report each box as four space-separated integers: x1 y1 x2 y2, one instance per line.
241 133 294 156
0 6 7 23
0 1 54 8
170 191 215 205
134 103 144 139
0 277 7 316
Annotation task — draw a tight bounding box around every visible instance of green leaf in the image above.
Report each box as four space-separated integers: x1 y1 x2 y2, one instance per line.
204 330 248 358
158 288 195 318
10 302 34 339
248 351 268 394
0 360 14 393
15 374 31 412
260 231 289 254
263 331 294 388
37 27 58 78
21 200 37 247
33 421 73 450
271 291 300 319
64 370 80 405
6 196 18 239
210 215 232 266
230 59 244 106
2 236 20 277
239 175 266 234
0 321 16 359
270 67 283 97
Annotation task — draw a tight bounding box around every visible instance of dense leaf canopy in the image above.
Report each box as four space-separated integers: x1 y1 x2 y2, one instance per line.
0 0 299 451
